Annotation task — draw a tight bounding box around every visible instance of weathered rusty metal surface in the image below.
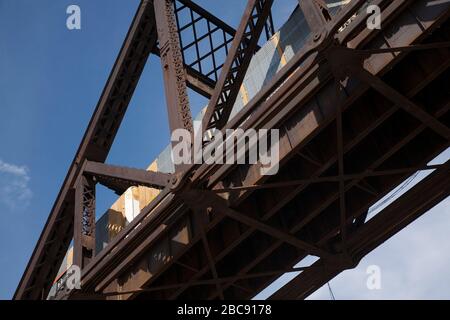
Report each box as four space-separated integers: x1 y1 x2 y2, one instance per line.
202 0 274 133
16 0 450 300
270 159 450 299
83 161 171 194
14 0 159 300
155 0 194 136
73 175 96 270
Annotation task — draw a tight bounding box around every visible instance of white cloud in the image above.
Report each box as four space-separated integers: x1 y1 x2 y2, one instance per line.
0 159 32 210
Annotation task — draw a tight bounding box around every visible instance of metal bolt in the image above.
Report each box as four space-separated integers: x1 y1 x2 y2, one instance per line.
313 33 321 42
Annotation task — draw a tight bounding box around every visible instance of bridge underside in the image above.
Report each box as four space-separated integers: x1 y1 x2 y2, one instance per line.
15 0 450 300
90 1 450 300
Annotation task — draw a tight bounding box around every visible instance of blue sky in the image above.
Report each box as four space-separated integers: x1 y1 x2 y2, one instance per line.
0 0 448 300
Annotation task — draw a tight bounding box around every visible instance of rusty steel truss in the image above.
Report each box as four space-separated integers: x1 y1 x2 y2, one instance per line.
15 0 450 300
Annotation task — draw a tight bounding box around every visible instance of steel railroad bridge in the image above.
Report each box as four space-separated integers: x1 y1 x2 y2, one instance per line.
15 0 450 300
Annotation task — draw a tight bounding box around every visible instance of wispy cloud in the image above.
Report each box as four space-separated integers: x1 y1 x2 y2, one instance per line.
0 159 32 210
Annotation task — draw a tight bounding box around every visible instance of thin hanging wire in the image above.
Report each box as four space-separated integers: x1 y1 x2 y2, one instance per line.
327 282 336 300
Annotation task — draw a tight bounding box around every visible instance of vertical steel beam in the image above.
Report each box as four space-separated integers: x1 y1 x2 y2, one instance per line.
73 175 96 270
201 0 274 135
335 80 348 253
194 207 225 300
327 47 351 253
154 0 194 136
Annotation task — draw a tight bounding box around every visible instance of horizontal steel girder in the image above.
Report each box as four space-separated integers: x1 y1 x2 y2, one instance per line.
269 160 450 299
83 161 171 194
